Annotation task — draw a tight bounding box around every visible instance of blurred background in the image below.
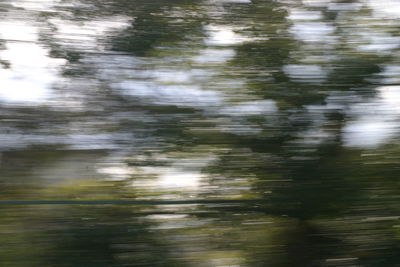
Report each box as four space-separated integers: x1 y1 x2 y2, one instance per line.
0 0 400 266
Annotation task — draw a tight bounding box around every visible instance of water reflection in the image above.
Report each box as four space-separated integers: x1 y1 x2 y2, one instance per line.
1 0 400 266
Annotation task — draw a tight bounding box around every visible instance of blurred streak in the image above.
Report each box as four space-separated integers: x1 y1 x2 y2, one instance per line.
1 0 400 266
283 64 328 83
205 25 251 46
367 0 400 18
343 86 400 148
290 21 336 43
0 21 65 104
